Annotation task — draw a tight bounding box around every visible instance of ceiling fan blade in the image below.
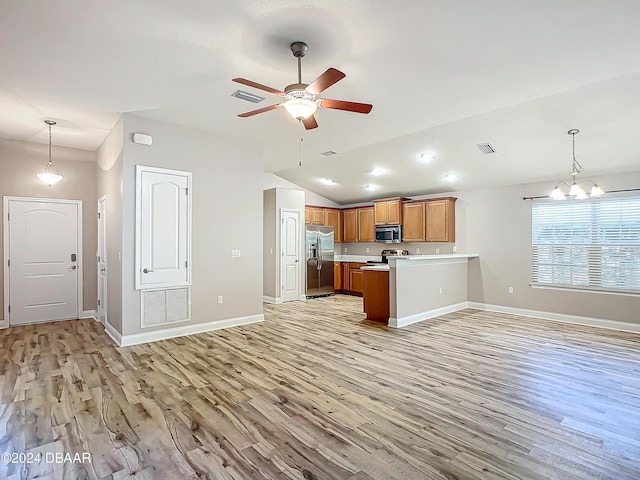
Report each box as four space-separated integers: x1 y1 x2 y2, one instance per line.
232 78 284 96
237 103 283 118
302 115 318 130
306 68 346 95
320 99 373 114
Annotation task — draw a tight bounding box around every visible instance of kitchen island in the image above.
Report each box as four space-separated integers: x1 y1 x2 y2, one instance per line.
361 254 479 328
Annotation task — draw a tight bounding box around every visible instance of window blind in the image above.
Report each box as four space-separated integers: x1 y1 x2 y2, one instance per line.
531 195 640 293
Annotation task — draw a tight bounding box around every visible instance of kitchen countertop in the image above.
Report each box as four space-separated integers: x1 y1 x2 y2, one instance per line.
334 255 382 263
360 264 390 271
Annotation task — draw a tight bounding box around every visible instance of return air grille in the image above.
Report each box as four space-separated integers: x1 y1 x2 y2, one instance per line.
477 143 496 154
231 90 265 104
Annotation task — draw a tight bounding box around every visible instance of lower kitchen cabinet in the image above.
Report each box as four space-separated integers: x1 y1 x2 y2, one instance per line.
334 261 342 291
336 262 365 295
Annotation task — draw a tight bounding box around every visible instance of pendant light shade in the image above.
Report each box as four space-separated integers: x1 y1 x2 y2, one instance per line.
37 120 63 186
549 129 604 200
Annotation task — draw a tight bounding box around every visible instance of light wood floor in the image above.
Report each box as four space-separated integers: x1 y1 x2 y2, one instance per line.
1 295 639 479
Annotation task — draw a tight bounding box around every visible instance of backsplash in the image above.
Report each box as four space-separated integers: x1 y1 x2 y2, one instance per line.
338 242 455 256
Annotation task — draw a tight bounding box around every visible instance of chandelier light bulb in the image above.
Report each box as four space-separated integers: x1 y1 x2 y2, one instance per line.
590 184 605 197
550 186 566 200
37 120 63 187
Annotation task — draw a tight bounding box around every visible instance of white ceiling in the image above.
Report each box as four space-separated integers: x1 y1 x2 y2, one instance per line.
2 1 640 203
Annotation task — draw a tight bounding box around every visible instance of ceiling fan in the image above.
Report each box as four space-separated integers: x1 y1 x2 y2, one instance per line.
233 41 373 130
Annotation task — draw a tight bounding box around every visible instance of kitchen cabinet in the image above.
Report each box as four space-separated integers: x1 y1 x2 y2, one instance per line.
341 262 350 290
312 208 326 225
349 266 365 294
425 197 456 242
357 207 375 242
363 269 389 323
402 201 426 242
334 261 342 291
343 209 358 243
325 209 342 242
374 198 402 225
305 207 311 224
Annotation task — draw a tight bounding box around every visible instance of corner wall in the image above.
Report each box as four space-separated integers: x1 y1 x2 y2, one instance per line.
120 114 264 337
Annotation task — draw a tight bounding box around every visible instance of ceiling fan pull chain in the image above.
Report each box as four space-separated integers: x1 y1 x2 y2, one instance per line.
299 132 304 167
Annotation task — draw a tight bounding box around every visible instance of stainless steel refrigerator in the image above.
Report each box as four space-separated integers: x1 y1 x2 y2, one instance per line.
305 225 335 298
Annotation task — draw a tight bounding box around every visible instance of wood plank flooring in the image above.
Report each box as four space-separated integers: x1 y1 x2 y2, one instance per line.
1 294 639 479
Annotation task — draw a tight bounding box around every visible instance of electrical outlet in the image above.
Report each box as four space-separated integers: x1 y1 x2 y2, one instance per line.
365 247 370 253
231 250 241 257
453 246 457 253
217 296 223 304
508 287 514 294
436 248 440 254
439 287 443 294
344 247 348 253
269 248 273 255
416 248 421 254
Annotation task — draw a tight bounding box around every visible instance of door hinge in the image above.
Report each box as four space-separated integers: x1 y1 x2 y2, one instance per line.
185 261 188 268
97 300 101 306
7 259 9 267
97 212 101 219
7 213 9 221
8 305 10 313
185 187 189 195
98 256 101 262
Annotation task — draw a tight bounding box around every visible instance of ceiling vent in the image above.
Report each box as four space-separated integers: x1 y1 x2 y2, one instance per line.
231 90 265 104
321 150 337 156
477 143 496 154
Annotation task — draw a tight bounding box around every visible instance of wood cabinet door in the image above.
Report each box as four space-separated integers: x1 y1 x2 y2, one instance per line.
304 207 311 224
358 207 375 242
342 262 350 290
312 208 326 225
334 261 342 290
402 202 425 242
343 209 358 242
387 199 401 224
425 198 455 242
325 209 342 242
350 268 364 294
374 202 387 225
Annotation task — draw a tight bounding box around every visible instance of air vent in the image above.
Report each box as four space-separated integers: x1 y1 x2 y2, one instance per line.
477 143 496 154
321 150 337 156
231 90 265 104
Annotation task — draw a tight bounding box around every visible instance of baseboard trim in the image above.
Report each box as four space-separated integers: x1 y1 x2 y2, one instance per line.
468 302 640 334
389 302 469 328
263 296 282 304
118 313 265 347
81 310 97 321
104 321 122 346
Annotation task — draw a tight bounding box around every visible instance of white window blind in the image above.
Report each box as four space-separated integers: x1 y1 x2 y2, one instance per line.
531 195 640 293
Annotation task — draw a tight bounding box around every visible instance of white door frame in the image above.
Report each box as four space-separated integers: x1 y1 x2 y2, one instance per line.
3 196 83 328
97 195 107 326
280 208 303 303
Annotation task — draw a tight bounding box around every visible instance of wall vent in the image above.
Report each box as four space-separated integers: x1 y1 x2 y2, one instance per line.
477 143 496 154
321 150 337 156
231 90 265 104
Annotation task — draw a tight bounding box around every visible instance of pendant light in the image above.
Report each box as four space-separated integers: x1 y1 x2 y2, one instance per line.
37 120 63 186
549 129 604 200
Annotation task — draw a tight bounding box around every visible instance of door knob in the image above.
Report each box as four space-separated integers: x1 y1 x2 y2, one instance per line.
68 265 77 271
143 268 154 273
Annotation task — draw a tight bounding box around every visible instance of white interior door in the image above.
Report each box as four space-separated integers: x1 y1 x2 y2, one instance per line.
97 196 107 325
281 210 300 303
7 199 80 325
136 166 191 289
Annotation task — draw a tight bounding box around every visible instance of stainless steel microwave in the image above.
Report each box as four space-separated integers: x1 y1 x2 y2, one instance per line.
375 224 402 243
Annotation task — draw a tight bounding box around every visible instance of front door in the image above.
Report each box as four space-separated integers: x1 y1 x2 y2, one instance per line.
281 210 300 302
97 196 107 324
7 198 80 325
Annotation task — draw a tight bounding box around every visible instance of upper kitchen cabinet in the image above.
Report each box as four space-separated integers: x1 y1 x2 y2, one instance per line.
358 207 375 242
374 198 402 225
425 197 456 242
402 201 426 242
312 208 326 225
304 207 311 224
343 208 358 242
325 209 342 242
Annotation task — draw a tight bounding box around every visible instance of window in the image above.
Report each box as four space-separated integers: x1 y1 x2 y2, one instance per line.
531 195 640 293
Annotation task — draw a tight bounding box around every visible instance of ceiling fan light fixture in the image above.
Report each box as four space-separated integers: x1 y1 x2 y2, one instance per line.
284 98 317 120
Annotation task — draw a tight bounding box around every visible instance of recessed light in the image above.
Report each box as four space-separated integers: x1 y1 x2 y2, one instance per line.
318 178 337 186
370 167 389 176
418 151 436 163
442 172 458 182
365 184 379 191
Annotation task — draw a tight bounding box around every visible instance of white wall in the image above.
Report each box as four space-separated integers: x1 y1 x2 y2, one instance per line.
120 115 264 336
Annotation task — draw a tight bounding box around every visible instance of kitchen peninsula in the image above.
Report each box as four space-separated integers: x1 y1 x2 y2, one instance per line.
361 254 479 327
